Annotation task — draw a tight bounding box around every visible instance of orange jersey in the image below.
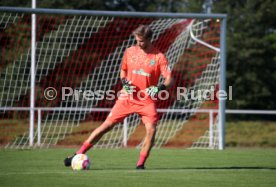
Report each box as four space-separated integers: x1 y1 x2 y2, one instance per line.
121 45 171 104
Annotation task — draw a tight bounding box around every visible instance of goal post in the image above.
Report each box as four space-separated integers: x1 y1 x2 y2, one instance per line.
0 7 227 149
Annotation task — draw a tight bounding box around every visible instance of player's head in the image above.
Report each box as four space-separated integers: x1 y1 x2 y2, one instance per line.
133 25 153 50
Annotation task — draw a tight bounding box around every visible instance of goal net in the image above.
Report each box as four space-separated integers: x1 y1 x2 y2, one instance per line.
0 8 223 149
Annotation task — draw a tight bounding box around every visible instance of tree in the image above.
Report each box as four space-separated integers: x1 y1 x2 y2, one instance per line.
213 0 276 109
0 0 106 10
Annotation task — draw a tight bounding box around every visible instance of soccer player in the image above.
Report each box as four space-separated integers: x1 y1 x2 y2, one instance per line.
64 25 173 169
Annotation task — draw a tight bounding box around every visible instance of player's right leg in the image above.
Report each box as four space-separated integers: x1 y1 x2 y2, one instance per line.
64 121 115 167
64 120 115 167
64 99 131 167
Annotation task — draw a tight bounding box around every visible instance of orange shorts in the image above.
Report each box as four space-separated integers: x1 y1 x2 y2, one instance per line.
105 99 158 124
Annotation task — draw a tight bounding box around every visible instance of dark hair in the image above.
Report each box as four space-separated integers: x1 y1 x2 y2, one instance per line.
132 25 153 39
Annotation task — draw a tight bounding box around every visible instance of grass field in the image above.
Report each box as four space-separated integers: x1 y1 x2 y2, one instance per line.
0 148 276 187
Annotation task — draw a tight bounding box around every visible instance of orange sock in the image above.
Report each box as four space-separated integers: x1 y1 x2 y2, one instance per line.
76 142 93 154
137 152 148 166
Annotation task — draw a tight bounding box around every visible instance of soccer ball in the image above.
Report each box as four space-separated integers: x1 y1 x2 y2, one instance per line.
71 154 90 171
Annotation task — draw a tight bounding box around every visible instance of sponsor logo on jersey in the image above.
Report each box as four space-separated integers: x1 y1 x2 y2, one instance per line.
132 68 151 77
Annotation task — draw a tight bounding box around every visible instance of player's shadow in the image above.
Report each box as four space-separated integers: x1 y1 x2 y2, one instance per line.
147 166 276 170
90 166 276 171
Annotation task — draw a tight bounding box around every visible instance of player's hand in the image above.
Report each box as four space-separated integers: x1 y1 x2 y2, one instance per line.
121 78 135 94
146 84 166 97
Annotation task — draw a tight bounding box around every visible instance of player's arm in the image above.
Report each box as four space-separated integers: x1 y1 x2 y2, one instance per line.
163 73 173 88
121 70 135 94
146 54 173 97
146 75 173 97
120 69 127 80
120 51 134 94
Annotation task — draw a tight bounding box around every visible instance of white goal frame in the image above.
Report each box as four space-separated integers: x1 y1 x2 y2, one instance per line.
0 7 227 149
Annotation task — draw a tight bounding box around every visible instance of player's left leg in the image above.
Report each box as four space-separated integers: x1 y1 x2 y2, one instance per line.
136 102 158 169
136 122 156 169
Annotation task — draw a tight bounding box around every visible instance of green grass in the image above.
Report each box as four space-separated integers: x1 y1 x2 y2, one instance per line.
0 148 276 187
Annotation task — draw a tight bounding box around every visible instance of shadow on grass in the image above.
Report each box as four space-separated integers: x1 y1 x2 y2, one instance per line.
150 166 276 170
90 166 276 171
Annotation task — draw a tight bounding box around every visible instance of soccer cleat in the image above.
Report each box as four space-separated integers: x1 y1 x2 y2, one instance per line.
136 165 145 170
64 153 76 167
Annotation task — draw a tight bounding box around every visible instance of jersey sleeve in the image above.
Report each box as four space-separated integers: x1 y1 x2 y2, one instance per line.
121 50 128 71
159 54 171 78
